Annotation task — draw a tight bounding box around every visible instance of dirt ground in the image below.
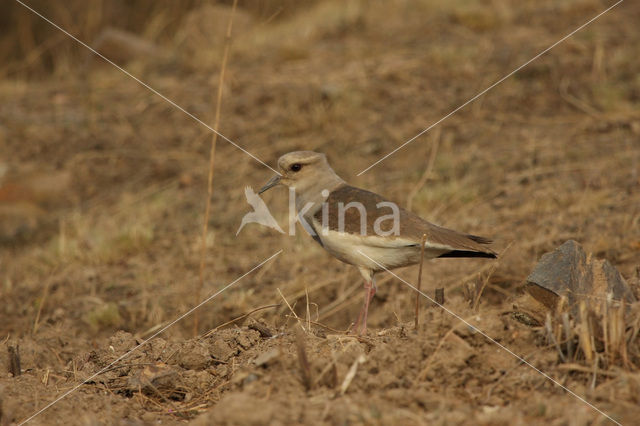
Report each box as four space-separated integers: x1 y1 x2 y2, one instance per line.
1 0 639 424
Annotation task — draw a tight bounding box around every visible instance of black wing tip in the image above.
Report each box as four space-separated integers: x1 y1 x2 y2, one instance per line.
438 250 497 259
467 234 493 245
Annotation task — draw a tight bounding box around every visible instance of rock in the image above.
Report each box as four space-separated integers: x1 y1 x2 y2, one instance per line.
525 240 590 311
108 331 137 354
176 341 212 370
235 330 259 350
209 338 235 362
518 240 635 323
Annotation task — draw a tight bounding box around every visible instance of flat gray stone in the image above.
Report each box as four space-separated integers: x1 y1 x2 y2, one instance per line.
525 240 635 315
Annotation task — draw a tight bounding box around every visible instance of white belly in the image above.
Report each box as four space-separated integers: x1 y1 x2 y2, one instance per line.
310 219 445 271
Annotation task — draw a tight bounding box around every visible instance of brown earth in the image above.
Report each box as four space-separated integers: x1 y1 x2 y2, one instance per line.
1 0 640 425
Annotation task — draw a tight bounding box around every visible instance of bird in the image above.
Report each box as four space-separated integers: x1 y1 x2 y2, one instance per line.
259 151 496 335
237 186 285 236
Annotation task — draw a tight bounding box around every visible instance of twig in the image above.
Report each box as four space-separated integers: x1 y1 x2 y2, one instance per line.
194 0 238 336
340 354 366 395
545 313 566 362
562 312 574 361
591 354 600 390
556 363 620 378
415 233 427 330
305 286 311 332
619 299 630 369
277 288 305 331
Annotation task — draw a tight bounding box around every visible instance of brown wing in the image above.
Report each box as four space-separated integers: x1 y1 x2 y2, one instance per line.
316 185 496 257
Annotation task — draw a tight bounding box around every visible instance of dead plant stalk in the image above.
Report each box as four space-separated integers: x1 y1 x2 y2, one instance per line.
415 234 427 330
194 0 238 336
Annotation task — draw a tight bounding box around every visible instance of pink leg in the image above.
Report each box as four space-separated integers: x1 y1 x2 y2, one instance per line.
352 280 376 335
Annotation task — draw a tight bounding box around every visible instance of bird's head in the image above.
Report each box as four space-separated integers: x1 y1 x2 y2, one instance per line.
259 151 340 194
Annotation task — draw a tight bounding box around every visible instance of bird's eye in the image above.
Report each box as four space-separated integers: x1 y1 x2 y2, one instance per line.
290 163 302 172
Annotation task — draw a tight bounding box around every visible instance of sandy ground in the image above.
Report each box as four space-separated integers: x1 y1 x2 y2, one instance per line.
1 0 639 424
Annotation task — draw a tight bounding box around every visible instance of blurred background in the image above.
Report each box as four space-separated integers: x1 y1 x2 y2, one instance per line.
0 1 639 418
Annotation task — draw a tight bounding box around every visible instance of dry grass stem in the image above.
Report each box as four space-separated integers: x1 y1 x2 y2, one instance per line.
546 313 566 362
562 312 574 361
277 288 305 332
194 0 238 336
556 363 620 377
415 233 427 330
305 286 311 332
578 301 594 364
340 354 366 395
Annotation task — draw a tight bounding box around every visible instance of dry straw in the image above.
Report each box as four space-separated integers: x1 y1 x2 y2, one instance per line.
414 233 427 330
194 0 239 335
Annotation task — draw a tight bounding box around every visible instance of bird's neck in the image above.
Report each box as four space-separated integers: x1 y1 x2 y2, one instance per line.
293 173 345 213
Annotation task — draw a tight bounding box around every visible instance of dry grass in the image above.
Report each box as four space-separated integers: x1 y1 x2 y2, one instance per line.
195 0 239 336
1 0 639 424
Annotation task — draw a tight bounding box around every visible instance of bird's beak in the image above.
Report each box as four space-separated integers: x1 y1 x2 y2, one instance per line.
259 175 281 194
